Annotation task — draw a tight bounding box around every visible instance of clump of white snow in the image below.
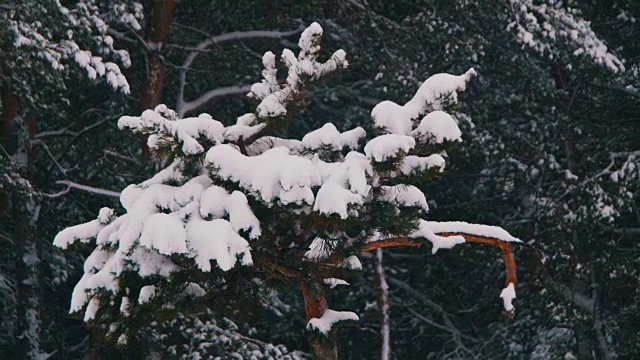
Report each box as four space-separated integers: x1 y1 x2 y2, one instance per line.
500 283 517 312
302 123 366 151
206 145 321 205
411 111 462 143
422 221 522 242
364 134 415 162
307 309 359 335
324 278 350 288
138 285 156 304
371 68 476 137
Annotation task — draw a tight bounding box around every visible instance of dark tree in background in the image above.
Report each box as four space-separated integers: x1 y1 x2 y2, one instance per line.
1 0 638 359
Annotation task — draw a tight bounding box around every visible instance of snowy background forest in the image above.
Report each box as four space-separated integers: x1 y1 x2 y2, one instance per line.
0 1 638 359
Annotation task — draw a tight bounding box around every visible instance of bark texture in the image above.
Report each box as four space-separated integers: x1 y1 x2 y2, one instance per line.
140 0 176 111
3 92 43 359
302 281 338 360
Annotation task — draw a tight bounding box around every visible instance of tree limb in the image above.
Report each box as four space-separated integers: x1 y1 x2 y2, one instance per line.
362 233 518 286
177 85 251 117
53 180 121 198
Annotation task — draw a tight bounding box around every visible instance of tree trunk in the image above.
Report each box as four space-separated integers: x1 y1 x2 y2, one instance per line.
375 249 391 360
14 197 43 360
575 319 595 360
4 93 44 359
139 0 176 160
139 0 176 111
0 88 18 216
140 52 166 111
302 281 338 360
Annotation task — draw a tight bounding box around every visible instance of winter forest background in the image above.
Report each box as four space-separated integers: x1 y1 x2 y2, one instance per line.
1 0 638 359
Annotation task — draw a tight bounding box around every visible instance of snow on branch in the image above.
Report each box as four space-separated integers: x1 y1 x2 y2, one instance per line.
362 221 520 314
420 221 522 243
307 309 359 335
54 180 122 199
7 1 139 93
371 69 476 137
244 22 349 121
54 208 115 248
118 105 225 155
507 0 624 72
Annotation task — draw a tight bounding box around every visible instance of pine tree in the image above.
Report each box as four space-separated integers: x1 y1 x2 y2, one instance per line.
55 23 523 359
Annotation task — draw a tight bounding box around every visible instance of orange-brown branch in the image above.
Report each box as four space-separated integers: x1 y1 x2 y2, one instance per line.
301 281 329 321
253 253 301 279
361 233 518 286
360 238 422 252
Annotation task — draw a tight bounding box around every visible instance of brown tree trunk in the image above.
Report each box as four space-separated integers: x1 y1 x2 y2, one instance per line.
140 53 166 111
301 281 338 360
139 0 176 159
1 87 17 148
139 0 176 111
0 88 18 216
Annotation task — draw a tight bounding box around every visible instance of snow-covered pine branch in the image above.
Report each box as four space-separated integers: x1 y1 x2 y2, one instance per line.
507 0 624 72
3 0 142 97
55 22 521 356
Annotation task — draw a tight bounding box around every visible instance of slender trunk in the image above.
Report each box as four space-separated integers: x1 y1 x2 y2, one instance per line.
6 96 44 359
593 317 613 360
140 0 176 111
139 0 175 159
15 197 43 360
140 53 166 111
301 281 338 360
1 88 18 216
375 249 391 360
575 320 595 360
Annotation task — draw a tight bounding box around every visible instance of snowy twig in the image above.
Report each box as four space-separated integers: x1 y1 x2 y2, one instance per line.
589 82 640 98
34 125 77 139
106 28 137 45
41 186 71 199
54 180 121 198
102 149 141 166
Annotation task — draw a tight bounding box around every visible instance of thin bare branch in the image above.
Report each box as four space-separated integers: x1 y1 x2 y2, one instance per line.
177 85 251 117
176 23 304 116
54 180 121 198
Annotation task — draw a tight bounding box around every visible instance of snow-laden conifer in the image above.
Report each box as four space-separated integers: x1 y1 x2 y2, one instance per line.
55 22 521 358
